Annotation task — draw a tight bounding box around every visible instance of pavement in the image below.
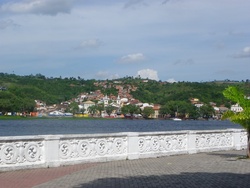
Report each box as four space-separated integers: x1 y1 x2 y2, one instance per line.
0 150 250 188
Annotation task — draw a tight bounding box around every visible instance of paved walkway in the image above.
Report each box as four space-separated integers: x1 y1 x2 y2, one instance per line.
1 150 250 188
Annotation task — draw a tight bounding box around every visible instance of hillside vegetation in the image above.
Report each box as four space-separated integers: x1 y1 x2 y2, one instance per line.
1 73 250 113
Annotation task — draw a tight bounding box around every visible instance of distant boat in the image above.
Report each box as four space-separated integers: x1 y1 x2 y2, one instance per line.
64 112 73 117
172 118 182 121
48 111 73 117
173 106 182 121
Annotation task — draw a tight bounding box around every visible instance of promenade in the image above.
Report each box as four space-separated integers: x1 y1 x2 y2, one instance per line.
0 150 250 188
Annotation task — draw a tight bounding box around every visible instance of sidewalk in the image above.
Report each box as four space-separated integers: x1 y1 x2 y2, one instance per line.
1 150 250 188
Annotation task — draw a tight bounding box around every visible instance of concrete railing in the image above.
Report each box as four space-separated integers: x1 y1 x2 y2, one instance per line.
0 129 247 171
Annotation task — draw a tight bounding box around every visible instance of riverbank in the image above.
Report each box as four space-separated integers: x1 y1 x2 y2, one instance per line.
0 116 111 121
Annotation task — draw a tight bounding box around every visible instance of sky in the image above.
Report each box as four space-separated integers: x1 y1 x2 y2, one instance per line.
0 0 250 82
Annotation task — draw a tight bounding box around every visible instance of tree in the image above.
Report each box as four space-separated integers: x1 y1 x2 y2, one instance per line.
187 105 200 120
121 105 129 115
142 107 154 119
88 105 97 117
67 102 79 114
105 105 116 117
222 86 250 158
96 103 104 117
199 104 215 119
79 107 85 114
121 104 140 116
159 101 194 119
159 101 176 117
159 105 171 118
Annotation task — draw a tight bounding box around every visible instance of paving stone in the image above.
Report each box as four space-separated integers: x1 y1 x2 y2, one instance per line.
0 150 250 188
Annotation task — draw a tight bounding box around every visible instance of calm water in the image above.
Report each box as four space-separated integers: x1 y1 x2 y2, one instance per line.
0 119 242 137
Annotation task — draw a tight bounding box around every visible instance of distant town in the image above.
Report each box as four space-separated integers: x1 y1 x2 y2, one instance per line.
1 74 250 120
32 94 246 120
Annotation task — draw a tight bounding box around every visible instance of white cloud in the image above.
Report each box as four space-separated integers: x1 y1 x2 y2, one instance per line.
232 46 250 58
1 0 250 81
96 71 120 80
0 0 73 16
119 53 146 63
244 47 250 53
76 39 103 50
96 71 109 79
110 74 120 80
136 69 159 81
166 78 177 83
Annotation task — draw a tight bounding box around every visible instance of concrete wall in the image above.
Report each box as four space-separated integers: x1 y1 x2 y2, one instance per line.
0 129 247 171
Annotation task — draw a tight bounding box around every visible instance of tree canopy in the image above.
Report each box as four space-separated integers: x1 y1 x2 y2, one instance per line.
142 107 154 119
222 87 250 130
222 86 250 157
121 104 140 116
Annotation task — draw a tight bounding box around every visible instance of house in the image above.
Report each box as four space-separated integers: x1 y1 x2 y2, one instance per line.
213 106 229 119
82 100 95 113
35 100 46 111
194 103 203 108
140 103 154 110
0 86 7 91
231 103 243 112
152 104 161 119
218 106 229 113
190 98 199 104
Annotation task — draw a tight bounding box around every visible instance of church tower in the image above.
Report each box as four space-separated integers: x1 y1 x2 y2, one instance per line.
103 94 109 106
116 95 121 106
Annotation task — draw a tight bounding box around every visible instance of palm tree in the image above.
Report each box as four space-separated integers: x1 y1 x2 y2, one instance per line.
88 105 97 117
96 103 104 117
222 86 250 158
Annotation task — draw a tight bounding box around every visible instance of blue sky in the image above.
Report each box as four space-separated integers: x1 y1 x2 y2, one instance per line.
0 0 249 82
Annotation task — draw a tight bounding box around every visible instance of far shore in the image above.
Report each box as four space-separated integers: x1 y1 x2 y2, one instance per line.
0 115 123 121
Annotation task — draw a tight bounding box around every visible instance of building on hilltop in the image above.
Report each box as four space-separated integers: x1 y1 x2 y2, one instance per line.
231 103 243 113
190 98 199 104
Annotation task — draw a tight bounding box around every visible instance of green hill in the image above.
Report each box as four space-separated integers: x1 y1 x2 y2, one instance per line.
1 73 250 113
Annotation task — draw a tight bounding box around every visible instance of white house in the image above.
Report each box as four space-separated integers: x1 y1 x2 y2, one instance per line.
140 103 154 110
194 103 204 108
231 103 243 112
83 100 95 113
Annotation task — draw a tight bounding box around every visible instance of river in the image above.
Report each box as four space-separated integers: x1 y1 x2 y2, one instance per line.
0 119 243 137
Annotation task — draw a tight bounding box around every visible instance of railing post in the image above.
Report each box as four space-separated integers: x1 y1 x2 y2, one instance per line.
127 132 139 160
187 131 197 154
231 129 242 150
44 135 60 167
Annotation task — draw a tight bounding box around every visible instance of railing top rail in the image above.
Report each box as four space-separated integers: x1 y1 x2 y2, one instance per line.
0 128 245 142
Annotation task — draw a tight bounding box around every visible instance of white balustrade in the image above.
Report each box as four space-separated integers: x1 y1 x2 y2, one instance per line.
0 129 247 171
